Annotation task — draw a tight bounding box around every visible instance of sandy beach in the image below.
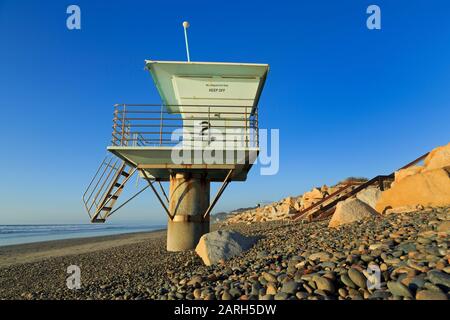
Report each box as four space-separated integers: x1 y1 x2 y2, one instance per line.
0 207 448 300
0 229 166 268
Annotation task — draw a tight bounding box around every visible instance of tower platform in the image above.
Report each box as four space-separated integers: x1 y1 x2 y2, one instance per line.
107 146 259 182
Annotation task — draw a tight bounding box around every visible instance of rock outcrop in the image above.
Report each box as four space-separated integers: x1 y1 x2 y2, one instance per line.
329 198 379 228
375 143 450 213
223 185 335 225
423 142 450 171
393 166 424 186
301 187 326 209
223 181 376 225
224 196 299 224
376 167 450 213
195 230 258 266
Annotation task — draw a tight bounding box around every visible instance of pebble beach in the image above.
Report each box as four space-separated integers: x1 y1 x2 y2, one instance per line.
0 207 448 300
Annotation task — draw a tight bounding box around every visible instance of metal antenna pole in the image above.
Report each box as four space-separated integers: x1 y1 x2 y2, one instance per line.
183 21 191 62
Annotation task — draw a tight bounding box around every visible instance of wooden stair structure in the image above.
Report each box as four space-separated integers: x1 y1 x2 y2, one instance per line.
291 152 430 222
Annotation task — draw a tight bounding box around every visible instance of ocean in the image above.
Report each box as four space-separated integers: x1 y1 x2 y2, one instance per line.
0 224 165 246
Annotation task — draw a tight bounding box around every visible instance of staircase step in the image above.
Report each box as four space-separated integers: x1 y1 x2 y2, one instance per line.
121 171 130 177
114 183 123 188
108 195 119 200
101 207 112 211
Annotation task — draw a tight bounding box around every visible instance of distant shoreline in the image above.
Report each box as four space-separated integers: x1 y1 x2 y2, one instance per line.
0 228 166 268
0 224 166 247
0 227 166 249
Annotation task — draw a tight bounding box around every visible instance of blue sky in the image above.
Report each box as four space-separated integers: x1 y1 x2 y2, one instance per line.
1 0 449 224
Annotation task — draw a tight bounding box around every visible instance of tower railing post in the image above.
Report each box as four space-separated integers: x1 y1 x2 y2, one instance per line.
208 106 211 145
121 104 126 146
256 107 259 148
245 106 248 148
112 106 118 146
159 104 163 146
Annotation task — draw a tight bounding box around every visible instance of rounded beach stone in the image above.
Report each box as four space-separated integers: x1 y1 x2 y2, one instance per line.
348 268 367 289
387 281 413 298
416 290 447 300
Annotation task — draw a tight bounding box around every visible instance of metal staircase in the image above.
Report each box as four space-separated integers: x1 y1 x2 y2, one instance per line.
82 156 136 223
83 115 143 223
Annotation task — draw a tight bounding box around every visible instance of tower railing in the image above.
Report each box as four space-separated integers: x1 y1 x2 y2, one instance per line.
111 104 259 148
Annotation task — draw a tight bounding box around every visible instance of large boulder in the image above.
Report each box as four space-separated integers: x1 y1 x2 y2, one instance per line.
303 188 325 200
329 198 379 228
195 230 258 266
288 195 303 211
275 202 297 215
298 187 328 210
282 196 297 207
423 142 450 172
375 143 450 213
327 185 342 195
356 186 381 209
375 167 450 213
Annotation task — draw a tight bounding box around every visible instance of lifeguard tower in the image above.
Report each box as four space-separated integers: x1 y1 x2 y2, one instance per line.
83 23 269 251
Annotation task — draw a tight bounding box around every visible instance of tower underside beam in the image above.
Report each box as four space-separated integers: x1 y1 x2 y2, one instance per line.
140 169 173 220
203 169 234 219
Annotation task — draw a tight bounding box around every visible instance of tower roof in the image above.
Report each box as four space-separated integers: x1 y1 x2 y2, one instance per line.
145 60 269 114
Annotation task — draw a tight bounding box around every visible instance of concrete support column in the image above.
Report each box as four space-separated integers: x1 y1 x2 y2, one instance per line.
167 172 210 251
